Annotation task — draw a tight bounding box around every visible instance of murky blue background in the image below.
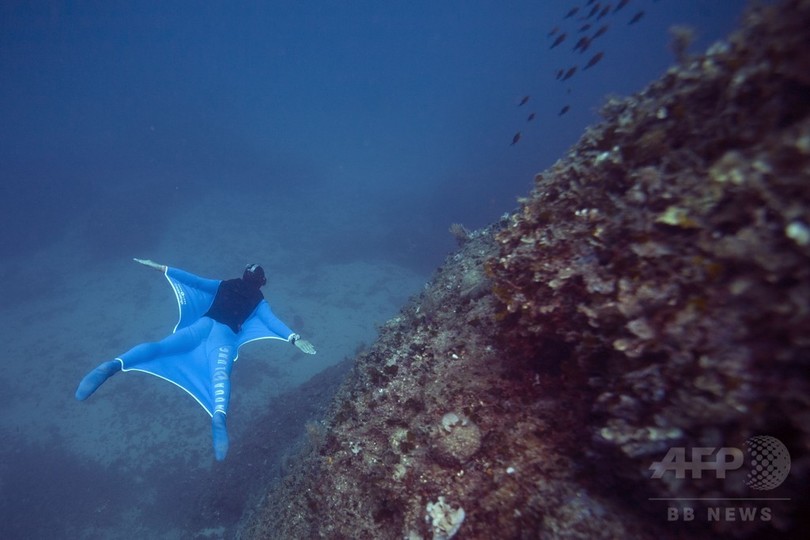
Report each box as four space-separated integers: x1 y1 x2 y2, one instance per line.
0 1 748 537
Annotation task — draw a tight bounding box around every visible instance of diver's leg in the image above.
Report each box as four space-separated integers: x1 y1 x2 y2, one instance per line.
118 318 212 368
75 359 122 400
75 319 213 400
210 346 234 460
211 366 233 461
212 412 229 461
209 325 236 460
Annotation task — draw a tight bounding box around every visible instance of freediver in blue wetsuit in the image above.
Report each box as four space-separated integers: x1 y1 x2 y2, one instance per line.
75 259 317 461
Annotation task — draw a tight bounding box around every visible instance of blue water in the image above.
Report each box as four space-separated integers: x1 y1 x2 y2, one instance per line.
0 1 748 538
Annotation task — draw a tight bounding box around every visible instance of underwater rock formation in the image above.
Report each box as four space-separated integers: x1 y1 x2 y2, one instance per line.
241 1 809 538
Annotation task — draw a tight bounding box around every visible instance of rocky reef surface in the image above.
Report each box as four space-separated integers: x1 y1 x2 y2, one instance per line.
240 1 809 538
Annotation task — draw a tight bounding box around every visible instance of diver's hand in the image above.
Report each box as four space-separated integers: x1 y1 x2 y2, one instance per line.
133 258 167 272
294 338 317 355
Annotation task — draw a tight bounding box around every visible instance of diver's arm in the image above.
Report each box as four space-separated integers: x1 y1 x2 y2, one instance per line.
132 259 219 294
133 258 167 272
256 303 317 354
166 267 221 294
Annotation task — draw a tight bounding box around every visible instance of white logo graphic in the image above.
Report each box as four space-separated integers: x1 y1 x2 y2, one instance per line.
649 435 791 491
745 436 791 490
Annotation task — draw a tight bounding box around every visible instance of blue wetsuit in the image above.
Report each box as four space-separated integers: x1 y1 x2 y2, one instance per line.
76 267 296 460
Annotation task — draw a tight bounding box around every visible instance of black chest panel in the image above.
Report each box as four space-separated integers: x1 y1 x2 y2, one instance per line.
204 278 263 333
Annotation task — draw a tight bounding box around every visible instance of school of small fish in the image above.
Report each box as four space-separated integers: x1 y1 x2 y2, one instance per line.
511 0 648 145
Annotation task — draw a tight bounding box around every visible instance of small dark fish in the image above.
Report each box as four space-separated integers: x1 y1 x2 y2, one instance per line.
562 66 578 81
519 95 530 106
597 5 612 20
592 25 609 39
586 4 601 19
555 68 564 80
615 0 630 12
579 38 592 53
583 51 604 69
527 112 536 122
573 36 590 52
629 10 644 24
579 23 592 32
564 7 579 19
550 33 567 48
548 25 560 37
559 105 571 116
511 132 522 145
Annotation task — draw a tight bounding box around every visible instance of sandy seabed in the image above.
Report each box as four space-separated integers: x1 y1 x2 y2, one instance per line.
0 188 426 539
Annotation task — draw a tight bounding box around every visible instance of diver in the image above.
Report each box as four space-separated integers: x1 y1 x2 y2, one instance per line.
75 259 316 461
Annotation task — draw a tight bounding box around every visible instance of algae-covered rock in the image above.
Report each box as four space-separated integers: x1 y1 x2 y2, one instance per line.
487 0 810 535
430 413 482 467
241 2 810 538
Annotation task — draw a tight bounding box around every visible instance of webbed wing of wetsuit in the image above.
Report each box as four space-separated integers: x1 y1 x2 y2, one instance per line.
120 267 295 416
